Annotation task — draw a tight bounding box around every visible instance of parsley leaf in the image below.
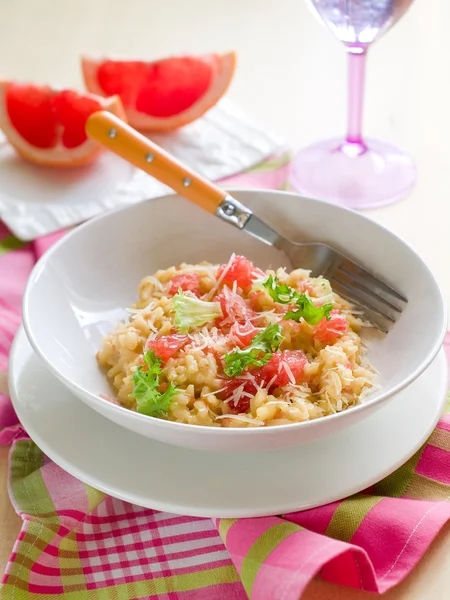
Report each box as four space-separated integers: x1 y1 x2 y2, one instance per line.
284 296 332 326
130 350 178 417
224 323 283 377
263 274 297 304
263 275 332 326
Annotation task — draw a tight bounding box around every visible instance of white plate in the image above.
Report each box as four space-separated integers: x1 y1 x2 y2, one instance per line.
9 326 448 518
0 101 284 241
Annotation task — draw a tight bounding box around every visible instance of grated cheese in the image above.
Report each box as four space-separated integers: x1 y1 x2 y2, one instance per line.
230 383 245 406
281 360 296 385
201 387 227 397
265 400 291 407
324 392 337 414
144 331 158 348
124 301 157 323
146 321 158 334
206 252 236 300
185 326 230 354
327 327 346 335
256 373 278 393
250 308 277 324
215 414 264 426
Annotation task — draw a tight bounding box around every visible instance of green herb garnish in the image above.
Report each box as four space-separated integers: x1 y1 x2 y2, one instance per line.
223 323 283 377
172 289 223 333
263 275 332 326
263 274 298 304
284 296 332 326
130 350 178 417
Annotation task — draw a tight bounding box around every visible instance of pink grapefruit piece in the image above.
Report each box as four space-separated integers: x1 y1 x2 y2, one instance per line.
81 52 236 132
0 81 125 167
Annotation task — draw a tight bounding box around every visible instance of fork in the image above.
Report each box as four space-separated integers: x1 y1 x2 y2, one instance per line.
86 111 407 333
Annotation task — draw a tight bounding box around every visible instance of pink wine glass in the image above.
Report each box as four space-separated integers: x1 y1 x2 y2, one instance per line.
291 0 416 209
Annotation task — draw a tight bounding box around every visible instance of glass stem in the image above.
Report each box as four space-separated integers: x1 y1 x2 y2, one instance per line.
346 49 367 147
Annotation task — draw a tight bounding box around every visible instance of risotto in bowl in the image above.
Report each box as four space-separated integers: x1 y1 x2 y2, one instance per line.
97 255 376 428
22 190 446 451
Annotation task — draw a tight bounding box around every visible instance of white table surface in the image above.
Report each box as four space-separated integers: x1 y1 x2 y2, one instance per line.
1 0 450 598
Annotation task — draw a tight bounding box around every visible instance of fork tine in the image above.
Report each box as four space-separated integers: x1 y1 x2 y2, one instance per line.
333 268 403 314
329 282 390 334
329 275 396 321
338 260 408 304
329 277 395 332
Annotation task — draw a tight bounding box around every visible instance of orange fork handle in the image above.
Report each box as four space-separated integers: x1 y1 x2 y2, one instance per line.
86 111 227 214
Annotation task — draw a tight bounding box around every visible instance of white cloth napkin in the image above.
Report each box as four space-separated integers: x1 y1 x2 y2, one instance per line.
0 100 285 240
108 99 286 203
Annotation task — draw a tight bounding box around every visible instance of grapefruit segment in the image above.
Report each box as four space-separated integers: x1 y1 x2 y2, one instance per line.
147 334 190 363
0 81 125 166
5 84 56 148
81 52 236 131
313 310 349 343
169 273 201 296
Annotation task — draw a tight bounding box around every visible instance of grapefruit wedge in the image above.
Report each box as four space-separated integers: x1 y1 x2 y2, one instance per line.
0 81 125 166
81 52 236 131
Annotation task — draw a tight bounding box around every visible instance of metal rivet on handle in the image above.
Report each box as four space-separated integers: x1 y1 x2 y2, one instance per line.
223 203 236 216
108 128 117 139
145 153 154 163
183 177 191 187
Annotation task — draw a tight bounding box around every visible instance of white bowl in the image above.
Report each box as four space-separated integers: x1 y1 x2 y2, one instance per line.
22 190 447 452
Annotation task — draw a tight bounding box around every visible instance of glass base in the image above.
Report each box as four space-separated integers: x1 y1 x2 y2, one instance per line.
290 138 416 210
